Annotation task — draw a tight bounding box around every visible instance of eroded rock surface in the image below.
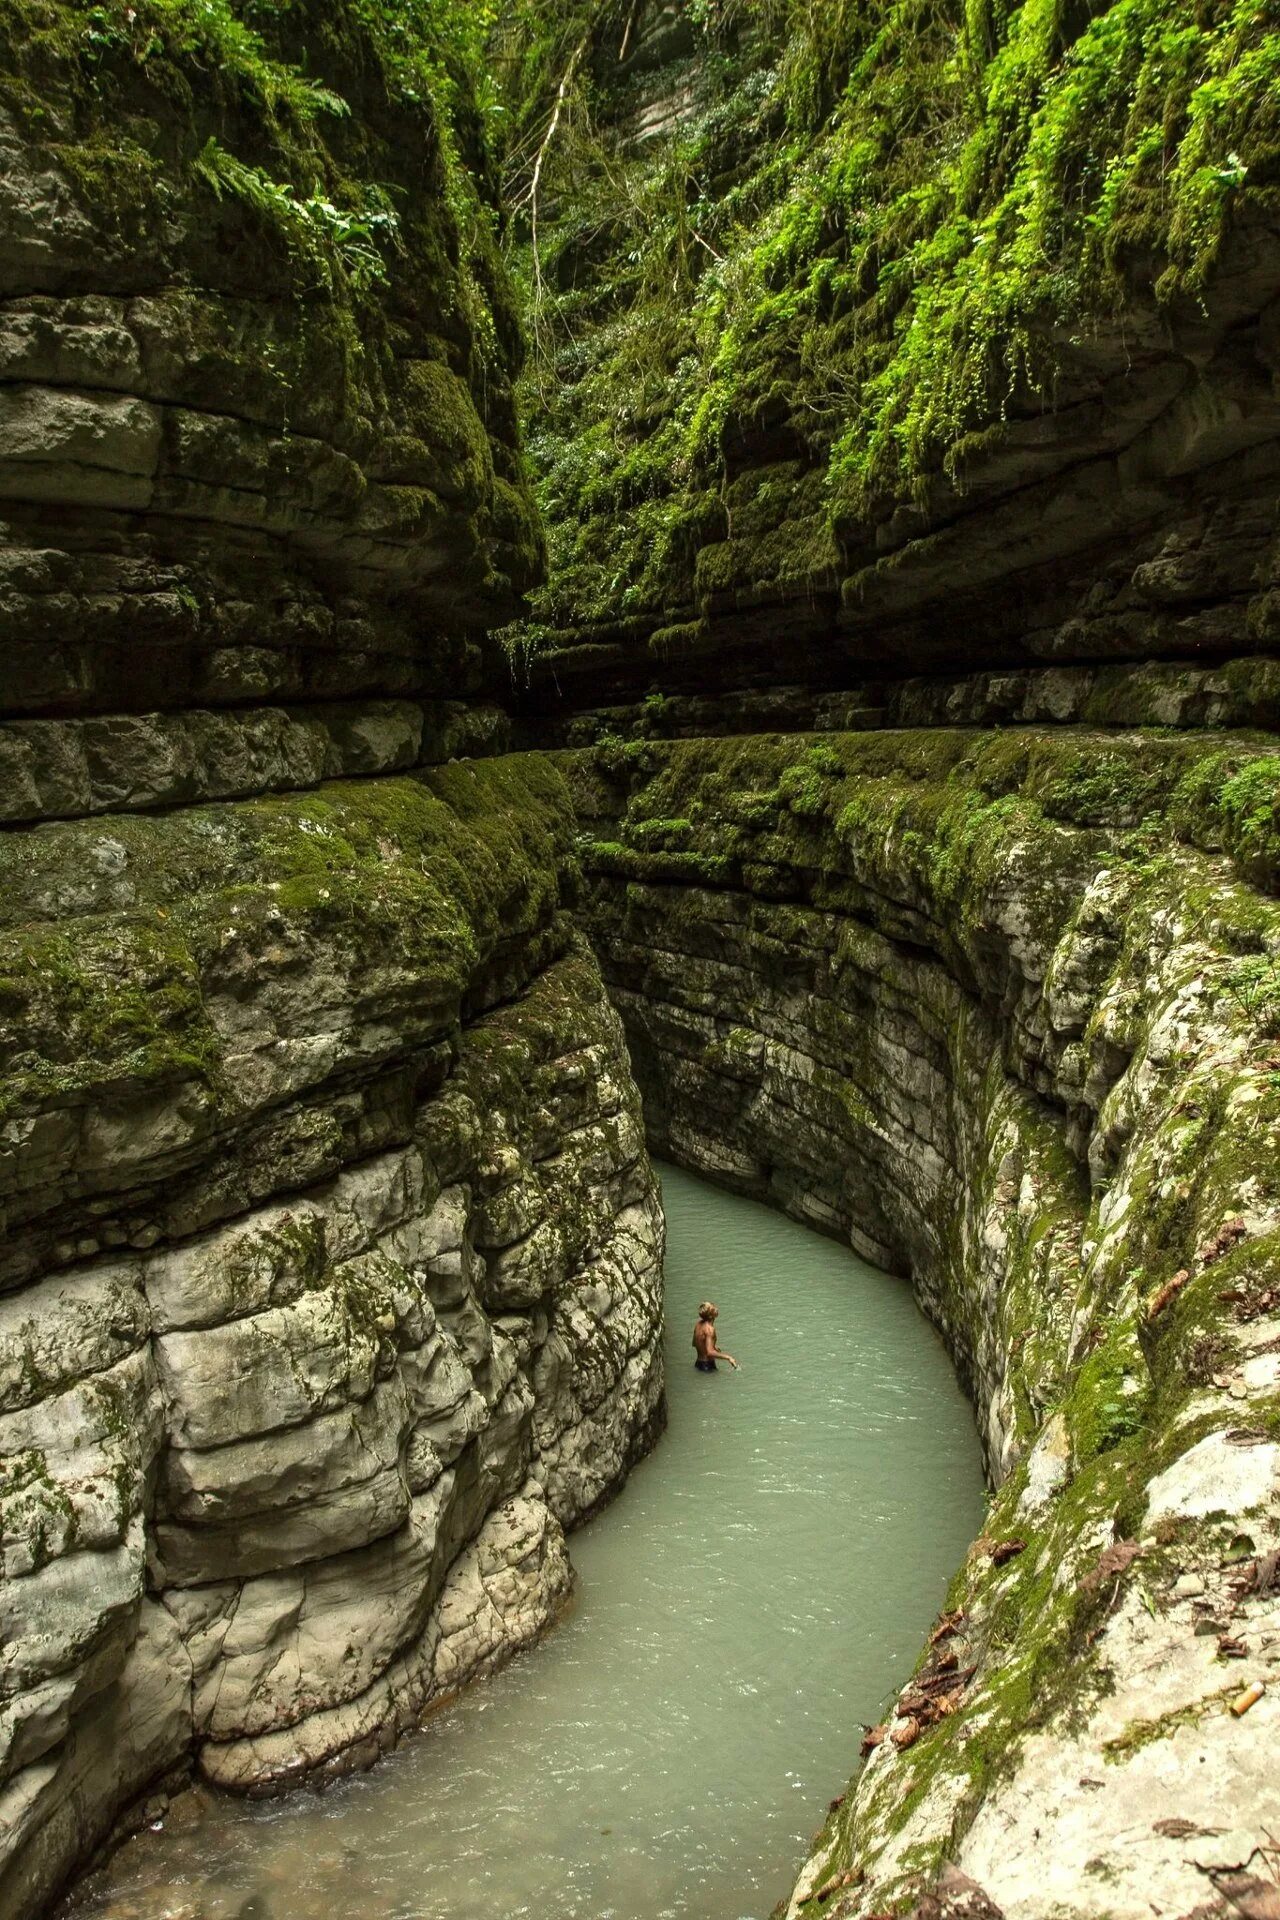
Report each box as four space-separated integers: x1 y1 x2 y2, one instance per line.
0 766 664 1918
498 4 1280 734
565 730 1280 1919
0 0 538 774
0 10 663 1913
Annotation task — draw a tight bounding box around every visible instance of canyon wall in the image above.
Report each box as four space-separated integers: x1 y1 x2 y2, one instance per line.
507 0 1280 733
0 771 664 1917
496 11 1280 1910
565 728 1280 1918
0 0 538 783
0 8 662 1915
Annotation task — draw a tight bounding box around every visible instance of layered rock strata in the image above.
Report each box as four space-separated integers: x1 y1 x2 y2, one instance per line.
0 757 664 1920
526 255 1280 715
501 2 1280 722
565 728 1280 1918
1 17 666 1916
0 0 539 740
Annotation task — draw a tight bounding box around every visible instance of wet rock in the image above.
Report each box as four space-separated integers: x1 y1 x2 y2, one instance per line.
566 731 1280 1920
0 793 664 1914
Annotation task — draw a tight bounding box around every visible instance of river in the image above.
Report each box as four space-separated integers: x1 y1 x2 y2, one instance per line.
70 1161 984 1920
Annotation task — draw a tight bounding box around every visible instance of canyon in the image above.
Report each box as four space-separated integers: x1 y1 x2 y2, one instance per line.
1 3 1278 1919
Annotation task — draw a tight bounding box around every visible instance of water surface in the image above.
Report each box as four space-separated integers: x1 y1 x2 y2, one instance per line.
73 1162 983 1920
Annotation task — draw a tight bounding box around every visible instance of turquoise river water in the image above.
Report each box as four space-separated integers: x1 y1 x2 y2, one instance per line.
72 1162 984 1920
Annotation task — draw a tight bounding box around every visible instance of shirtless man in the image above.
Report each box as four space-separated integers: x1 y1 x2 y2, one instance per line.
693 1301 739 1373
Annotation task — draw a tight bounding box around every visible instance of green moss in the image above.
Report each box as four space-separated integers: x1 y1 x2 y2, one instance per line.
1072 1319 1152 1460
1215 755 1280 888
0 917 221 1124
0 759 576 1130
0 0 532 514
625 817 696 853
490 0 1277 641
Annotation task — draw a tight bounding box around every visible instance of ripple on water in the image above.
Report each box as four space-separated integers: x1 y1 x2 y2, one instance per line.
70 1162 983 1920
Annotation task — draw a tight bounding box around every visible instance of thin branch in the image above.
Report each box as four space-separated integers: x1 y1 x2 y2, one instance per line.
528 28 593 314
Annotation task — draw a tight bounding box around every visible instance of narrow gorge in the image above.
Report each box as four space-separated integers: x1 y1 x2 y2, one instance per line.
0 4 1277 1919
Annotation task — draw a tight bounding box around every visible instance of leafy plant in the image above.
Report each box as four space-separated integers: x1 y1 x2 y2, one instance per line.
489 0 1278 631
1221 953 1280 1033
194 136 400 293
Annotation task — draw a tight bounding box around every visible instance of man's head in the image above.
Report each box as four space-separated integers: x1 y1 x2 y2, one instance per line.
698 1301 717 1322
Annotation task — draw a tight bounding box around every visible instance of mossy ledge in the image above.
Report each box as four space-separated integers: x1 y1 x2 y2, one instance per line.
566 726 1280 1917
495 0 1279 717
0 0 542 726
0 754 666 1920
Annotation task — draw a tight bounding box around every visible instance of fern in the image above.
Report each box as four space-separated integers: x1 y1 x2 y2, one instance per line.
193 137 400 294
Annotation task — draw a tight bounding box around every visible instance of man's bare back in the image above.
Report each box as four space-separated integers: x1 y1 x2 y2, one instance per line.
692 1303 739 1372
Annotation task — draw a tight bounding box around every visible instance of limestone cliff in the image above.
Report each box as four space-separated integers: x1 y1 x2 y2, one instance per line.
501 0 1280 725
0 793 664 1913
0 8 663 1916
0 0 541 790
494 3 1280 1912
564 726 1280 1916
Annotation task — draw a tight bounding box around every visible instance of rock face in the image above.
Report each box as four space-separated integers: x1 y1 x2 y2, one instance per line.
0 0 538 779
565 729 1280 1918
0 761 664 1920
499 12 1280 1899
503 0 1280 728
0 10 662 1917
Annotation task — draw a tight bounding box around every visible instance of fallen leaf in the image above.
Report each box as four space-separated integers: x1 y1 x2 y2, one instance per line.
929 1611 964 1645
913 1662 976 1700
988 1539 1026 1567
859 1723 886 1757
891 1715 921 1750
1197 1217 1248 1268
1148 1269 1191 1319
929 1688 965 1718
1207 1871 1280 1920
1153 1816 1212 1838
1217 1635 1248 1659
913 1868 1007 1920
1218 1285 1280 1322
813 1869 863 1903
1248 1549 1279 1595
1081 1538 1141 1592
